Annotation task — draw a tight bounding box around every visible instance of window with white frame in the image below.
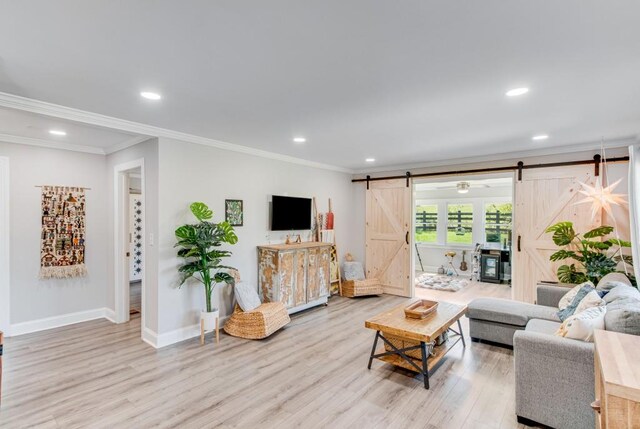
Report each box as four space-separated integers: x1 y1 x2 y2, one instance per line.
415 198 512 247
447 203 473 245
415 204 438 243
484 202 513 245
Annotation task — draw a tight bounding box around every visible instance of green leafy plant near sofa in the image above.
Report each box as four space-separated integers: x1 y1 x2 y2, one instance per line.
175 202 238 312
546 221 633 285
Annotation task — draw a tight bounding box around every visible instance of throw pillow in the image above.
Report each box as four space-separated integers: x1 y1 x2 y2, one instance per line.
574 290 606 314
558 281 594 311
556 306 606 342
234 281 262 312
557 283 595 321
343 261 365 281
603 284 640 335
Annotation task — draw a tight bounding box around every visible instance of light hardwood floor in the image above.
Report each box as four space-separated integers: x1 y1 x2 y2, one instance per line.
2 295 526 429
415 276 512 306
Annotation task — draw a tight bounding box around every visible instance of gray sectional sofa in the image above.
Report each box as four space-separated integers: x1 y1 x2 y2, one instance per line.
467 279 640 429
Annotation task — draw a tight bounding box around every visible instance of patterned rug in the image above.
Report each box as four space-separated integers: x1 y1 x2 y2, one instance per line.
415 273 468 292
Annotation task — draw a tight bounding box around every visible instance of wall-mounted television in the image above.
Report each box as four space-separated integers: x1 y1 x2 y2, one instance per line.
271 195 312 231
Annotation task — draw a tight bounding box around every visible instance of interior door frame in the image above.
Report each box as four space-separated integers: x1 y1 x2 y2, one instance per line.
113 159 146 335
0 156 10 335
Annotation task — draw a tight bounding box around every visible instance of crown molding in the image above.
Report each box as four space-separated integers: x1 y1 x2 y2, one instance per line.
353 136 637 175
0 92 353 173
104 135 154 155
0 132 105 155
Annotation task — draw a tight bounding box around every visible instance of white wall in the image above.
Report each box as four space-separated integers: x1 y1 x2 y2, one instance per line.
0 141 108 328
156 137 359 336
106 139 159 333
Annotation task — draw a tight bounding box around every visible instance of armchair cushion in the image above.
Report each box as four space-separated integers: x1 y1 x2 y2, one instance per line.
234 281 262 312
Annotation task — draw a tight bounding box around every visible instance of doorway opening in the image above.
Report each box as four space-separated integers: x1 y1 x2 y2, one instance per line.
412 173 514 304
128 169 143 316
113 159 145 334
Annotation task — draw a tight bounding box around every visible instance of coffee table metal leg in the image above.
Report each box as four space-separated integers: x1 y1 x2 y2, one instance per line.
420 341 429 389
368 330 380 370
457 319 466 348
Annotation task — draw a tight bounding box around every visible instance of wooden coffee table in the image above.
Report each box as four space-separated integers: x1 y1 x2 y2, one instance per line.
365 300 467 389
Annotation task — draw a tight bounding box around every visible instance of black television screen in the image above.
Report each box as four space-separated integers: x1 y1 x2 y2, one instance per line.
271 195 312 230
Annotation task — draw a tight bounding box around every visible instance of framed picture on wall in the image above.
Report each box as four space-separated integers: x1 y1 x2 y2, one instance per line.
225 199 243 226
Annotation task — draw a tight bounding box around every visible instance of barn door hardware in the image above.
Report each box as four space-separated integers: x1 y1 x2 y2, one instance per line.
366 175 371 190
405 171 411 187
593 154 601 177
517 161 524 182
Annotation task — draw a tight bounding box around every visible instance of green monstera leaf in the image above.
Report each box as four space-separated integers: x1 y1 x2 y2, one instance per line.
545 221 577 246
583 225 614 239
190 202 213 221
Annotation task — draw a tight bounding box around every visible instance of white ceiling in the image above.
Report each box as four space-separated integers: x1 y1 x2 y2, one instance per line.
0 106 141 153
0 1 639 169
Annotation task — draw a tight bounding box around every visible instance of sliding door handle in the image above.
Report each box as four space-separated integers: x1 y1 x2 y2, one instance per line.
517 235 521 252
406 231 409 245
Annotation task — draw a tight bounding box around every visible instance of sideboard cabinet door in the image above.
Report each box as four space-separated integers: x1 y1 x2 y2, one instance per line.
258 248 278 303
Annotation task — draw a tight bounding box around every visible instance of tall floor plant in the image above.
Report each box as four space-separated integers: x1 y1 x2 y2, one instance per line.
175 202 238 312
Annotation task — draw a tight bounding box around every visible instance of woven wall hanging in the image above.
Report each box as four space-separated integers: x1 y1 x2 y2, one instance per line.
40 186 87 279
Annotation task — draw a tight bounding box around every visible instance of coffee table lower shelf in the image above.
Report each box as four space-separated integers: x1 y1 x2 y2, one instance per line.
367 320 465 389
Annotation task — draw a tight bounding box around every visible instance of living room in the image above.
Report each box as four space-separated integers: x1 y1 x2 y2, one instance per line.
1 2 640 429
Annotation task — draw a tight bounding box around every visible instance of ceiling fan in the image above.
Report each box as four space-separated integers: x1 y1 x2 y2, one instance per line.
433 181 491 193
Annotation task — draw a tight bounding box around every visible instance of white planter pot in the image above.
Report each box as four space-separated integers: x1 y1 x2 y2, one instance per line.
201 309 219 331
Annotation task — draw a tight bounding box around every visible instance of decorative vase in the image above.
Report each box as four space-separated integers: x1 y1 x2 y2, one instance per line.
201 309 219 331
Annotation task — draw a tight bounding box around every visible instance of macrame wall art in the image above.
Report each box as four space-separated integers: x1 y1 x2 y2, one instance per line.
39 185 88 279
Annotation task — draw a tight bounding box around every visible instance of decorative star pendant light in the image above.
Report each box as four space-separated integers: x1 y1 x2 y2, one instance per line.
575 177 626 219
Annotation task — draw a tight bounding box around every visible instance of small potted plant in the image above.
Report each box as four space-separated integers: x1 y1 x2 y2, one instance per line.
175 202 238 330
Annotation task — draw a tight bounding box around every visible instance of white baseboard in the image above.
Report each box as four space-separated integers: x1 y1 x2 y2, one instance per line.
10 307 111 336
104 308 117 323
9 308 232 350
146 315 231 349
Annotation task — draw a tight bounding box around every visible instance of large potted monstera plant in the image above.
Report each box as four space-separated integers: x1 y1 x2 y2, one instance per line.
175 202 238 330
546 221 634 285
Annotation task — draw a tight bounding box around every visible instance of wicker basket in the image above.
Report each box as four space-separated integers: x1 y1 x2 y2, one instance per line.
341 278 383 298
223 302 291 340
383 333 436 360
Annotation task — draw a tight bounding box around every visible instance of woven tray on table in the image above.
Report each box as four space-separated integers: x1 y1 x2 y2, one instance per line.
342 278 383 298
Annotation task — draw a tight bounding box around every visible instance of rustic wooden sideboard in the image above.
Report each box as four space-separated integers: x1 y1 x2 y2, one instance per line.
257 242 332 314
593 329 640 428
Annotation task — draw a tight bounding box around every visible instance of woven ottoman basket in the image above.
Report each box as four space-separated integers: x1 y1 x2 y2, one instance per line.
342 278 383 298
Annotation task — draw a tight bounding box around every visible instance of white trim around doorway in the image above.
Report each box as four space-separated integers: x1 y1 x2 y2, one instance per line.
113 159 147 338
0 156 10 335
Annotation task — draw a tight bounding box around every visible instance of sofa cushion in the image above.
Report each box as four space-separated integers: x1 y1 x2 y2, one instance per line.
603 285 640 335
467 298 560 327
525 318 562 335
597 272 632 292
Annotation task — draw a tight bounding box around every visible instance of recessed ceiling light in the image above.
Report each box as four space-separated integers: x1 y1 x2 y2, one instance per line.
49 129 67 136
532 134 549 141
293 137 306 143
506 87 529 97
140 91 162 100
365 158 376 162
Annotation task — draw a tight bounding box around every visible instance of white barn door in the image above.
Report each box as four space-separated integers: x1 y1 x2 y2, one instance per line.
366 178 412 297
513 165 600 303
